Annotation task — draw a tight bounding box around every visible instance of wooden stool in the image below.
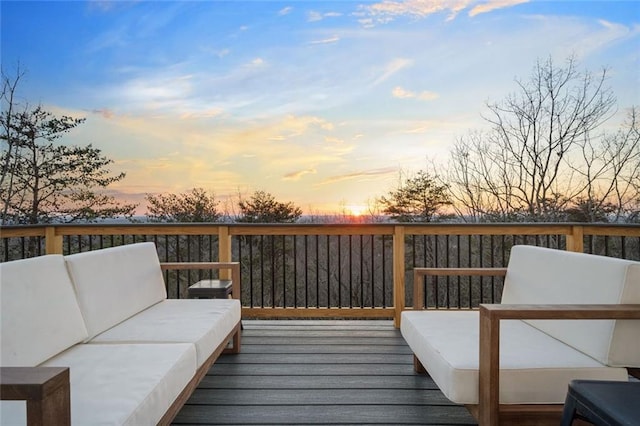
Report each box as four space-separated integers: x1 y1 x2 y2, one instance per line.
561 379 640 426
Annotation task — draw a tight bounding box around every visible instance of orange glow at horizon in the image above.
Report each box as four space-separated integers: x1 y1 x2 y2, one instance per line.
346 205 367 217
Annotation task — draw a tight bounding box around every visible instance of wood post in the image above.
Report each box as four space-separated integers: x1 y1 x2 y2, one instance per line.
566 225 584 253
45 227 63 255
413 268 424 310
218 226 232 280
393 226 405 328
478 305 500 426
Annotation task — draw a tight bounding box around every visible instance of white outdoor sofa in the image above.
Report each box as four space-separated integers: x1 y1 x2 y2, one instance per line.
401 245 640 426
0 242 242 425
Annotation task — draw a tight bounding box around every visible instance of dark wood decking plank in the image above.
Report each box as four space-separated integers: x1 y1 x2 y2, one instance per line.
237 344 412 354
173 404 476 425
241 336 406 346
214 353 411 364
209 363 416 376
197 374 440 390
187 388 455 405
240 329 402 338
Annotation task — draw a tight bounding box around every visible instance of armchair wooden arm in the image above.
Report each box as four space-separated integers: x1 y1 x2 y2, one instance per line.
413 268 507 309
160 262 241 300
0 367 70 426
477 304 640 426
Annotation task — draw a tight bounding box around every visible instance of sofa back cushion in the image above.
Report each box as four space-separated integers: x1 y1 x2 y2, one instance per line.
501 245 640 367
0 255 88 366
65 242 167 340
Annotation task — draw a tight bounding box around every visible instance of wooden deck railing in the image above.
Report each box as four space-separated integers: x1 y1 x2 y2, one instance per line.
1 223 639 326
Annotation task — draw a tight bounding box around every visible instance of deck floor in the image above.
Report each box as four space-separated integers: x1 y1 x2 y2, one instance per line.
172 320 477 425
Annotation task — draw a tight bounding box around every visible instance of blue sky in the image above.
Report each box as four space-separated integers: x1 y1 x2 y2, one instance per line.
2 0 639 215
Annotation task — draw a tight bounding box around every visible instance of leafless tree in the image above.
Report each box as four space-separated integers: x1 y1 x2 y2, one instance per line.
569 107 640 222
448 56 638 222
0 65 27 221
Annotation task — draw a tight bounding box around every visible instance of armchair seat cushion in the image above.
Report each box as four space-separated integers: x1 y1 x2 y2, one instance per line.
89 299 241 367
401 310 629 405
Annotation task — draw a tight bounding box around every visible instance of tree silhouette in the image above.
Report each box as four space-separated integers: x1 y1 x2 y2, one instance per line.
145 187 221 223
1 100 135 224
448 56 639 222
378 170 451 222
237 190 302 223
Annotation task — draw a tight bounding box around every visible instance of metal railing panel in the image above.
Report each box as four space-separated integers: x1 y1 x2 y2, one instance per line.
1 223 639 322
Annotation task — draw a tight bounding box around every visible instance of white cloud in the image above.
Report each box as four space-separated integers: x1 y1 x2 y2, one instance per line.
279 6 293 16
393 86 439 100
249 58 266 67
359 0 466 24
469 0 529 17
309 36 341 44
373 58 413 86
392 86 414 98
284 168 317 180
320 167 398 185
308 11 323 22
359 0 530 25
111 72 194 112
308 10 343 22
358 18 375 28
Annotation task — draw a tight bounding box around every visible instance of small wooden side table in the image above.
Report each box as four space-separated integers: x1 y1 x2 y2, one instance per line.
188 279 233 299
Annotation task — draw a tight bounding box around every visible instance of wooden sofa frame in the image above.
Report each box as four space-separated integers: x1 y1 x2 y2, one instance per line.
0 261 242 426
413 267 640 426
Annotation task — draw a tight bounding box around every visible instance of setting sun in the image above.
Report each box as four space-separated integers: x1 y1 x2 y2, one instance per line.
346 205 367 217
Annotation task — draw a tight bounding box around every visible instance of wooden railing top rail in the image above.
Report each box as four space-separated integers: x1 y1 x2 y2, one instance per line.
2 222 639 237
228 224 396 236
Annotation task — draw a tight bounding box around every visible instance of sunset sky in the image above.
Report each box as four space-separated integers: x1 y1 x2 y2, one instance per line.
2 0 639 215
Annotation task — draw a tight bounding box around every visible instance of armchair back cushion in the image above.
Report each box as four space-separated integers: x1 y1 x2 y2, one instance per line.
0 255 88 366
501 245 640 367
65 243 167 340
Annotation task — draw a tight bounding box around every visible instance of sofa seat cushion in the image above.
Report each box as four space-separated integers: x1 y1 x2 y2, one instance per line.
0 255 88 367
65 242 167 340
401 311 629 405
0 343 196 425
43 343 196 426
89 299 241 367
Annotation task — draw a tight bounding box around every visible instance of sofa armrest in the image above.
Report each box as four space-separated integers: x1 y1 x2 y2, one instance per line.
160 262 240 300
413 268 507 309
478 303 640 426
0 367 70 426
